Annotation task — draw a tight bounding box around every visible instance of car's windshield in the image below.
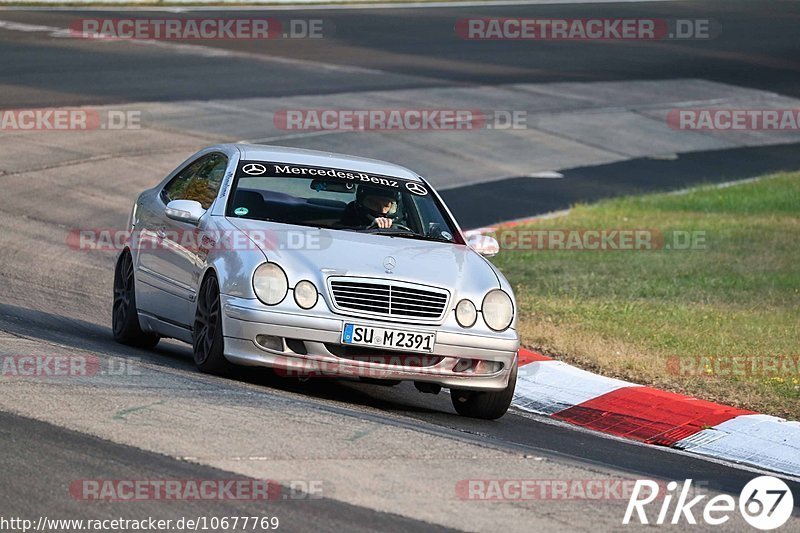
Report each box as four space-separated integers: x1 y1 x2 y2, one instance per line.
227 161 460 243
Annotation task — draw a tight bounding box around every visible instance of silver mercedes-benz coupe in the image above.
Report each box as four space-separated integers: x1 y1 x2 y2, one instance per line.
113 144 519 418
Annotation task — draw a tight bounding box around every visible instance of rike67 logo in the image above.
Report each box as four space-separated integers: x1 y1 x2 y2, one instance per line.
624 476 794 529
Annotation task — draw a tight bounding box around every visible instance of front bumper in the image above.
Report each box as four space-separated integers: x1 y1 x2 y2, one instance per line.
221 295 519 391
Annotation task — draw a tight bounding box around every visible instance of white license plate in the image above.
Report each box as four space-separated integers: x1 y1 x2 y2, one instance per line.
341 324 435 353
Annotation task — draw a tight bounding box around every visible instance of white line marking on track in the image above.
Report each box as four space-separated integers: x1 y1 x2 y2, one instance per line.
527 170 564 178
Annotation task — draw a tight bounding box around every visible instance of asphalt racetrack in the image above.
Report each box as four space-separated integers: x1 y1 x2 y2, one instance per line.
1 1 799 530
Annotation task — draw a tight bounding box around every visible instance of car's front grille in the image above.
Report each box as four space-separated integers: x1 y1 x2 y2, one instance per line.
328 278 449 320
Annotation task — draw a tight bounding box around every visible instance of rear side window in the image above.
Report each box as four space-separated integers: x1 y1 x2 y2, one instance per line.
162 153 228 209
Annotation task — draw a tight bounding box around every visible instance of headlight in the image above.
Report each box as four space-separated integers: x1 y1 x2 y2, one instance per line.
455 299 477 328
293 280 318 309
253 263 288 305
482 290 513 331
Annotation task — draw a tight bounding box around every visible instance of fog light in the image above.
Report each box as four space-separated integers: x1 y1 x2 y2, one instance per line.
453 358 476 373
474 360 503 374
453 359 503 374
256 335 283 352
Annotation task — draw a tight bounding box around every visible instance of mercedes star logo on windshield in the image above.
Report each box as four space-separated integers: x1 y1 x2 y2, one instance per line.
242 163 267 175
405 182 428 196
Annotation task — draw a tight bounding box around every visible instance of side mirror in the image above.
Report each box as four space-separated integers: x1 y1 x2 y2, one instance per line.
165 200 206 225
467 234 500 257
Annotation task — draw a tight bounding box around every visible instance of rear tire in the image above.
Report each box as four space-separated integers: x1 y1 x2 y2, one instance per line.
112 251 160 349
450 363 517 420
193 273 233 375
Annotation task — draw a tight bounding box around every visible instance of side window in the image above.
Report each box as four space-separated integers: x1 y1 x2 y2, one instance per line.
409 194 457 241
161 153 228 210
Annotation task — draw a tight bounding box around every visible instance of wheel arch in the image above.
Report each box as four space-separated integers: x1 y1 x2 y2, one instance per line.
194 265 220 316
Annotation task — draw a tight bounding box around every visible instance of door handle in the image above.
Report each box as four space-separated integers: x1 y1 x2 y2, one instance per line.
156 229 166 240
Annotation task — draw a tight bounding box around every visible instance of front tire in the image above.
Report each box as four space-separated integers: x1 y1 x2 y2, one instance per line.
193 273 232 375
450 362 517 420
112 251 160 349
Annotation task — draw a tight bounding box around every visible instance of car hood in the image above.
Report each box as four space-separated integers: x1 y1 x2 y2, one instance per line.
226 218 501 297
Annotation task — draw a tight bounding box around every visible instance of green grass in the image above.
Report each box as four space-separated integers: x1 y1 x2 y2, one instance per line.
492 172 800 418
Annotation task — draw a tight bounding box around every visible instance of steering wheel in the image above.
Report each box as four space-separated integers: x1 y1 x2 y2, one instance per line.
365 219 413 232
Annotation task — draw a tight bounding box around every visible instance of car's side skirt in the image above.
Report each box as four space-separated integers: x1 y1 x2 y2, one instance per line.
138 311 193 344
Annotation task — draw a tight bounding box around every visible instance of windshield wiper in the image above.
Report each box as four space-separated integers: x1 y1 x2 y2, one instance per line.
369 230 452 243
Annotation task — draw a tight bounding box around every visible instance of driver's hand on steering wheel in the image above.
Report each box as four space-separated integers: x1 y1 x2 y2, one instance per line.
375 217 393 229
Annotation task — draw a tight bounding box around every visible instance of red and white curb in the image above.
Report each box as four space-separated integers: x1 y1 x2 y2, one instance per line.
513 349 800 477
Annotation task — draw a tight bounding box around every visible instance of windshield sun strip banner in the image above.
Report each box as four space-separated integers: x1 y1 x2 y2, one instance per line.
236 161 430 196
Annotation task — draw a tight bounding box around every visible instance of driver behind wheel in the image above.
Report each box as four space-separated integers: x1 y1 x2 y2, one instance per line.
338 184 400 229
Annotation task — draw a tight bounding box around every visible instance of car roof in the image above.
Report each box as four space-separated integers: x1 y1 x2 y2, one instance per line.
235 143 423 182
